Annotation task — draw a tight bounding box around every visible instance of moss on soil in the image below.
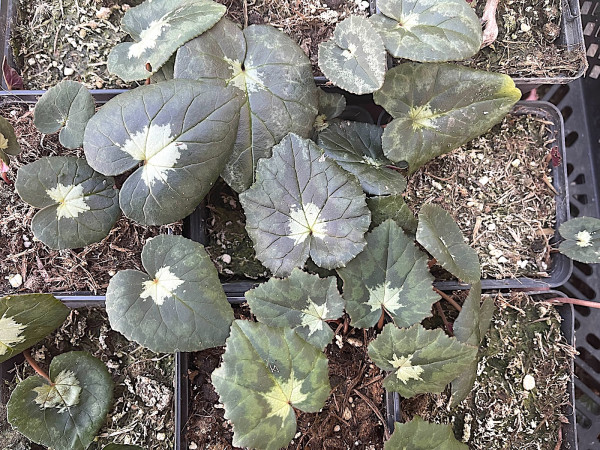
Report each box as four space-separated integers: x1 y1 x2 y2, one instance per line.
0 307 175 449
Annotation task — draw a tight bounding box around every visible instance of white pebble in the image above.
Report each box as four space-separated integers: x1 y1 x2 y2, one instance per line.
334 425 341 432
189 443 198 450
479 176 490 186
511 158 521 168
157 432 166 441
221 254 232 264
7 274 22 288
523 374 535 390
498 256 508 263
521 23 531 32
64 67 75 76
27 58 36 66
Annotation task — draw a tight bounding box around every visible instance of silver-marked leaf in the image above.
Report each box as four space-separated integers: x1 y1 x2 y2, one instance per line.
245 268 345 350
106 235 233 353
83 79 241 225
15 156 120 249
318 15 386 95
416 204 480 283
368 323 477 397
212 320 330 450
385 416 468 450
0 116 20 165
338 219 437 328
317 120 407 195
374 63 521 174
450 282 494 407
370 0 482 62
367 195 417 234
559 217 600 263
33 81 95 149
150 55 175 83
103 445 144 450
318 89 346 121
107 0 225 81
174 18 318 192
7 351 113 450
0 294 69 363
240 133 370 277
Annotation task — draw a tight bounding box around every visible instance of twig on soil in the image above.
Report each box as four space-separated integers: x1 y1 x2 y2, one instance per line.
433 287 462 312
435 302 454 336
352 389 390 440
243 0 248 28
23 348 51 383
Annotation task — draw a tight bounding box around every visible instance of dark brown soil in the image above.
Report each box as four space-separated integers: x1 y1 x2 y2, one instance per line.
185 311 386 449
0 307 175 449
0 103 181 295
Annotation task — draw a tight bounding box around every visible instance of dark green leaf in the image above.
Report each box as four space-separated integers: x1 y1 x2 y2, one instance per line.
317 120 407 195
7 351 113 450
373 63 521 174
559 217 600 263
239 133 370 277
338 219 437 328
106 235 233 353
368 323 477 397
385 416 468 449
33 81 95 149
108 0 225 81
0 294 69 363
174 18 318 192
83 79 241 225
0 116 20 165
416 204 480 283
245 268 345 349
318 89 346 121
212 320 330 450
367 194 417 233
15 156 120 249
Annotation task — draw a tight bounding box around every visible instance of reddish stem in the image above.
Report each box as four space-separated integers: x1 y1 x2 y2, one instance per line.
376 308 385 331
23 349 52 383
546 297 600 309
1 172 12 184
435 302 454 336
433 287 462 312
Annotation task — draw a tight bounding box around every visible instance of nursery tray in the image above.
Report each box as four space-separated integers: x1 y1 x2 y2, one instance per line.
387 290 577 449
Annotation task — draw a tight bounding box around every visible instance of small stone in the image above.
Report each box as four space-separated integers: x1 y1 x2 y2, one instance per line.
334 425 341 432
348 397 353 404
79 29 87 39
24 242 31 248
335 334 343 349
498 256 508 263
523 374 535 390
486 223 496 231
22 235 29 241
521 23 531 32
157 432 166 441
294 432 301 439
346 337 362 347
189 443 198 450
221 254 232 264
96 6 112 20
27 58 36 66
95 80 104 89
64 67 75 76
7 274 23 288
343 407 352 420
479 176 489 186
511 158 521 167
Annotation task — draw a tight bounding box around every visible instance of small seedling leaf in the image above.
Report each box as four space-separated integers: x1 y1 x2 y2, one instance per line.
0 115 20 165
240 133 370 277
416 204 481 283
107 0 225 81
385 416 468 450
174 18 318 192
33 81 95 149
317 120 407 195
318 16 386 95
370 0 482 62
367 195 417 234
245 268 345 349
212 320 330 450
338 219 437 328
7 351 113 450
559 217 600 263
106 235 233 353
83 79 241 225
368 323 477 397
374 63 521 174
0 294 69 363
15 156 120 249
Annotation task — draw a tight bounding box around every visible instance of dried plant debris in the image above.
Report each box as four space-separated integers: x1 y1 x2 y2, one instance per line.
0 104 181 294
467 0 585 78
215 0 370 75
401 292 574 450
11 0 144 90
406 114 556 280
0 307 175 449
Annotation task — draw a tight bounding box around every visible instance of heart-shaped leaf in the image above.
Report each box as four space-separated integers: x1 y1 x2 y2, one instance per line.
337 219 437 328
450 282 495 407
7 351 113 450
416 204 480 283
240 133 370 277
559 217 600 263
15 156 120 249
385 416 468 450
367 195 417 234
33 81 95 149
318 90 346 121
0 294 69 363
318 15 387 95
245 268 345 350
0 115 20 165
212 320 330 450
368 323 477 397
83 79 241 225
317 120 407 195
106 234 233 353
373 63 521 174
107 0 225 81
174 18 318 192
369 0 482 62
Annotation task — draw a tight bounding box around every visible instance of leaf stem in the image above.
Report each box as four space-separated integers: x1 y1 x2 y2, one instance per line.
23 349 51 383
433 287 462 312
434 302 453 336
376 308 385 331
546 297 600 309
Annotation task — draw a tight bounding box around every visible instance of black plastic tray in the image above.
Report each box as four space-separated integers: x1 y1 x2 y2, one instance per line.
386 290 577 449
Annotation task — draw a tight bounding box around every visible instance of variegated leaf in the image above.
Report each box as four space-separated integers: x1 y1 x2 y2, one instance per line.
385 416 468 449
559 217 600 264
0 115 20 165
367 194 418 234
